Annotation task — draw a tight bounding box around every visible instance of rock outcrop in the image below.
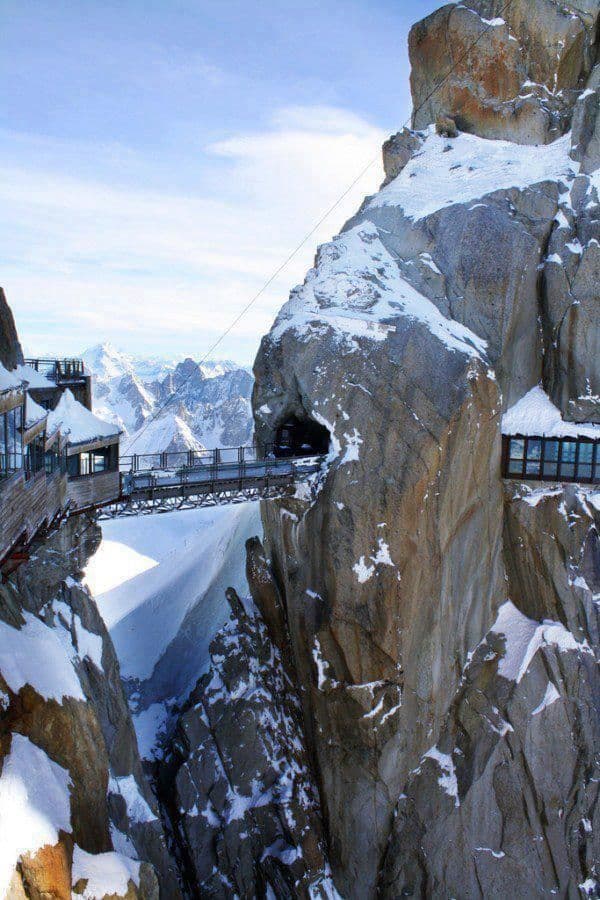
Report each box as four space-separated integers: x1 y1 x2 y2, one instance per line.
379 484 600 896
410 1 600 145
159 586 335 898
0 518 181 898
251 1 600 896
0 286 23 370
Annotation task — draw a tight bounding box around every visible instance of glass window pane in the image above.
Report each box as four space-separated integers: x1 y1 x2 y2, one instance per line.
80 453 90 475
543 462 558 478
544 440 559 461
508 460 523 475
562 441 577 463
561 463 575 478
578 464 592 480
0 413 6 474
527 439 542 461
93 452 107 473
526 459 541 475
509 439 525 459
67 454 79 477
579 443 594 463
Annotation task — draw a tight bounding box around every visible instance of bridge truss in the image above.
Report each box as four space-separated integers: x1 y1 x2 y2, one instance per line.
94 456 324 520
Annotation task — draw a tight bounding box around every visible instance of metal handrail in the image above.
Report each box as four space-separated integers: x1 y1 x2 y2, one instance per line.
24 358 86 380
119 443 284 474
119 448 325 498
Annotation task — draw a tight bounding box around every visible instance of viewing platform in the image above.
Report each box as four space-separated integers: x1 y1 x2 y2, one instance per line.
96 446 325 518
23 357 92 411
501 387 600 486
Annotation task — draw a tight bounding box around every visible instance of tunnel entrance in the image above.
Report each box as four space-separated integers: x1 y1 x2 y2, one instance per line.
273 415 330 458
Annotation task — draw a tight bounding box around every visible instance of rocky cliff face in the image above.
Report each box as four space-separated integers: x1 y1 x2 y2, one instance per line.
157 585 335 898
0 518 182 898
410 1 599 145
0 287 23 371
252 1 600 896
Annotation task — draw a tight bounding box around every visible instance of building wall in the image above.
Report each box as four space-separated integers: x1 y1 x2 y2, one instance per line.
0 469 66 562
67 470 120 511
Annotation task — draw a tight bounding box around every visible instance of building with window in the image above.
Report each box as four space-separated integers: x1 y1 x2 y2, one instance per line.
0 365 69 573
47 389 121 510
502 387 600 484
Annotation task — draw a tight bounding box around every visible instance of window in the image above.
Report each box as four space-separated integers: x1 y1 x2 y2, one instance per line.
542 440 559 479
67 445 117 477
559 441 577 479
504 435 599 484
25 432 46 478
577 442 594 481
45 446 59 475
508 438 525 476
525 438 542 476
1 403 24 477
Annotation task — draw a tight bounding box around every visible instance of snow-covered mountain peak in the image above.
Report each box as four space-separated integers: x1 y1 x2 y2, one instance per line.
81 345 255 453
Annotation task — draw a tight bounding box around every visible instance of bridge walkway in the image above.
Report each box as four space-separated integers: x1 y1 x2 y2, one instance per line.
94 449 325 519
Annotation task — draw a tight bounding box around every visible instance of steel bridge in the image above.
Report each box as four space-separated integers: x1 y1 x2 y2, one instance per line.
92 446 325 519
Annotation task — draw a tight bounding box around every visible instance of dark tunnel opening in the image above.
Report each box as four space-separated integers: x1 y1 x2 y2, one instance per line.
273 415 331 458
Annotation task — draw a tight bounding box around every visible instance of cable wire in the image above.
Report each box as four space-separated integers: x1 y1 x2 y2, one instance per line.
127 0 515 451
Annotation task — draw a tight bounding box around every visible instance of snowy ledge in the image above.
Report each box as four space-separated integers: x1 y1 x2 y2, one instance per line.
370 128 577 221
502 387 600 440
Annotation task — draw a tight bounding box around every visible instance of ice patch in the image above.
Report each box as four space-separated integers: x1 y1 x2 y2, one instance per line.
353 538 395 583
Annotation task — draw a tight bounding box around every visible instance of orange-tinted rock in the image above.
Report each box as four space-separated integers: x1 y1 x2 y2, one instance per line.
410 2 598 144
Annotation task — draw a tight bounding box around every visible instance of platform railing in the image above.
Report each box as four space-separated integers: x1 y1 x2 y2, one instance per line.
119 444 279 474
24 358 86 381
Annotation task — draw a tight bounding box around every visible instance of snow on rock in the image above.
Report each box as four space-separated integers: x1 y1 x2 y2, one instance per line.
0 734 72 897
353 538 395 584
163 593 333 896
423 746 460 807
370 128 576 221
491 601 593 684
122 411 204 455
532 682 560 716
0 610 85 702
271 220 488 359
108 774 157 824
502 386 600 438
131 703 170 761
47 389 120 445
71 844 141 898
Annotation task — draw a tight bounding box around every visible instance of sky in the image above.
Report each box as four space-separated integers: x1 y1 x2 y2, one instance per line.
1 0 440 364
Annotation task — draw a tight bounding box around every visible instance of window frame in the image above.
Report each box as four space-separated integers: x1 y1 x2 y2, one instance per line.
503 435 599 484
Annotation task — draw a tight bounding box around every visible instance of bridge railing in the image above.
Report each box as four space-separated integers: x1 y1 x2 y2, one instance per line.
119 445 277 474
24 358 86 381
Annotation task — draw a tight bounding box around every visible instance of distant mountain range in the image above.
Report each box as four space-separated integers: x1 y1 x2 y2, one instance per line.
81 343 254 455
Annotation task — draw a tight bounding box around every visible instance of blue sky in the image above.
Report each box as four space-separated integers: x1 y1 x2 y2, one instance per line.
1 0 439 363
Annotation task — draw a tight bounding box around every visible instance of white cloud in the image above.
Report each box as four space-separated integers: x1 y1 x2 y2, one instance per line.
0 106 384 360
